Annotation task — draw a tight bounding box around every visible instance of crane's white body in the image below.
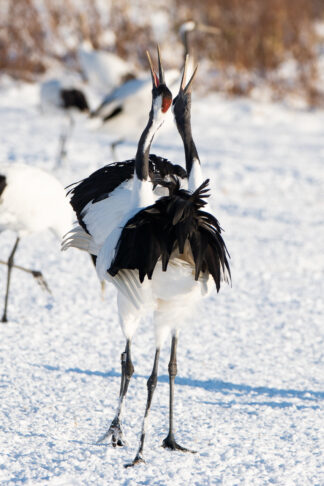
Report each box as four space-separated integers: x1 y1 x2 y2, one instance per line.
78 42 133 95
0 164 72 238
63 98 208 348
40 79 63 110
92 70 179 143
40 78 88 112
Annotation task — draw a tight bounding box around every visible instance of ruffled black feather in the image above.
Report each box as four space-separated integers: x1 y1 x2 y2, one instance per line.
109 178 231 292
66 155 187 234
0 175 6 198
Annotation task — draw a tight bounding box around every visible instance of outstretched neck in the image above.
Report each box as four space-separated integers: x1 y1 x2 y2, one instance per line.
135 103 163 181
182 130 200 174
133 100 165 207
180 124 203 192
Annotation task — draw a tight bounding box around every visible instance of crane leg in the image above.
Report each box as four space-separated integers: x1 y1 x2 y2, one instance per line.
125 348 160 468
0 261 51 294
97 339 134 446
1 237 20 323
162 334 196 453
110 139 124 161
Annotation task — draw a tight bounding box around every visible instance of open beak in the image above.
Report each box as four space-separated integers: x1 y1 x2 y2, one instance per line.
157 45 165 84
146 45 166 88
180 54 198 94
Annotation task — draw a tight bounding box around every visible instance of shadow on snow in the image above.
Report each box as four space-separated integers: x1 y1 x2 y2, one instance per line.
33 363 324 408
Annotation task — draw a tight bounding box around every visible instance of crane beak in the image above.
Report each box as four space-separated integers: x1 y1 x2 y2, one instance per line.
180 55 198 94
146 50 159 88
157 44 166 85
146 45 167 88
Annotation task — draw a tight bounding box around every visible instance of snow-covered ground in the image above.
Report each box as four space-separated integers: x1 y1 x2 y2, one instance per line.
0 80 323 485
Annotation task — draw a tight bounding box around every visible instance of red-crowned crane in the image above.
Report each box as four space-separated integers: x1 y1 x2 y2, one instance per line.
40 79 90 165
0 164 73 322
106 60 231 467
62 47 180 448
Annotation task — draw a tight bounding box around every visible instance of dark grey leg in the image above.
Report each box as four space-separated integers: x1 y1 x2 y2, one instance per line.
162 335 196 453
97 339 134 446
1 237 20 323
0 260 51 294
125 348 160 467
110 139 124 161
56 114 74 166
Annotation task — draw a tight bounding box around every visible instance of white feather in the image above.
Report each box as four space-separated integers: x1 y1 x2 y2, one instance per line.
0 164 72 238
81 179 133 247
188 158 204 192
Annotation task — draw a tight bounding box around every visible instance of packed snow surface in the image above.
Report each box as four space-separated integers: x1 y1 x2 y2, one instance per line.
0 81 323 485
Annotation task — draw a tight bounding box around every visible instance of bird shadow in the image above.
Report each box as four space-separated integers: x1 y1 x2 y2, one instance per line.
158 375 324 402
34 364 324 408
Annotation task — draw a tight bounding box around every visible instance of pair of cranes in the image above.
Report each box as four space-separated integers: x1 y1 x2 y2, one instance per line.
0 46 230 466
63 49 230 467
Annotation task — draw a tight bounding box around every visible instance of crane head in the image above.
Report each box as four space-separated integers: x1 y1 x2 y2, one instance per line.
146 46 172 114
172 55 198 127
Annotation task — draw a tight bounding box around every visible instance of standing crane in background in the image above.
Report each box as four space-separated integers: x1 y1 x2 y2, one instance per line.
0 164 72 322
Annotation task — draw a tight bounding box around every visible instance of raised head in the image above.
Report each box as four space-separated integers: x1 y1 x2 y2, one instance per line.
146 46 172 116
179 21 220 38
172 54 198 130
179 21 220 57
134 47 172 182
173 55 201 184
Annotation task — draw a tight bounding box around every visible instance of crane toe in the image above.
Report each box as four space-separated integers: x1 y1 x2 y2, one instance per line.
162 433 196 453
96 417 126 447
124 453 145 468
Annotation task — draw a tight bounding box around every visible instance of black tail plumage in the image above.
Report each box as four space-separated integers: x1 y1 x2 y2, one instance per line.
60 89 89 112
109 178 231 292
0 175 6 198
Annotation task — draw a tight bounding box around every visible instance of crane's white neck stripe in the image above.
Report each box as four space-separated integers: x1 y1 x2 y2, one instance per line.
143 97 165 153
132 174 154 208
188 158 203 192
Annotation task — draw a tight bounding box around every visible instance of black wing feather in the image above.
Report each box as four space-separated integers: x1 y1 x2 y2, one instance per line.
67 155 187 233
0 175 6 198
109 178 231 292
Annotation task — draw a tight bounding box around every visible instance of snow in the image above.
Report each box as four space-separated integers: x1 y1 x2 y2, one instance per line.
0 79 324 485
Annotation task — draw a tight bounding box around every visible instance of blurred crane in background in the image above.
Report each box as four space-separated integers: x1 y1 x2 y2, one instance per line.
0 164 72 322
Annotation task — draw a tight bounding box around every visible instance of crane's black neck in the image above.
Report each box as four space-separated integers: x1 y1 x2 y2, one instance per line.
183 31 190 58
135 103 162 181
174 93 200 175
181 126 200 175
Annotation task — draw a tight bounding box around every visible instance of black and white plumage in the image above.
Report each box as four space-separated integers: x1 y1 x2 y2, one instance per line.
66 155 186 234
105 60 230 466
62 50 184 257
62 49 180 454
40 79 89 113
0 164 73 322
40 79 90 165
108 178 230 291
63 50 230 467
